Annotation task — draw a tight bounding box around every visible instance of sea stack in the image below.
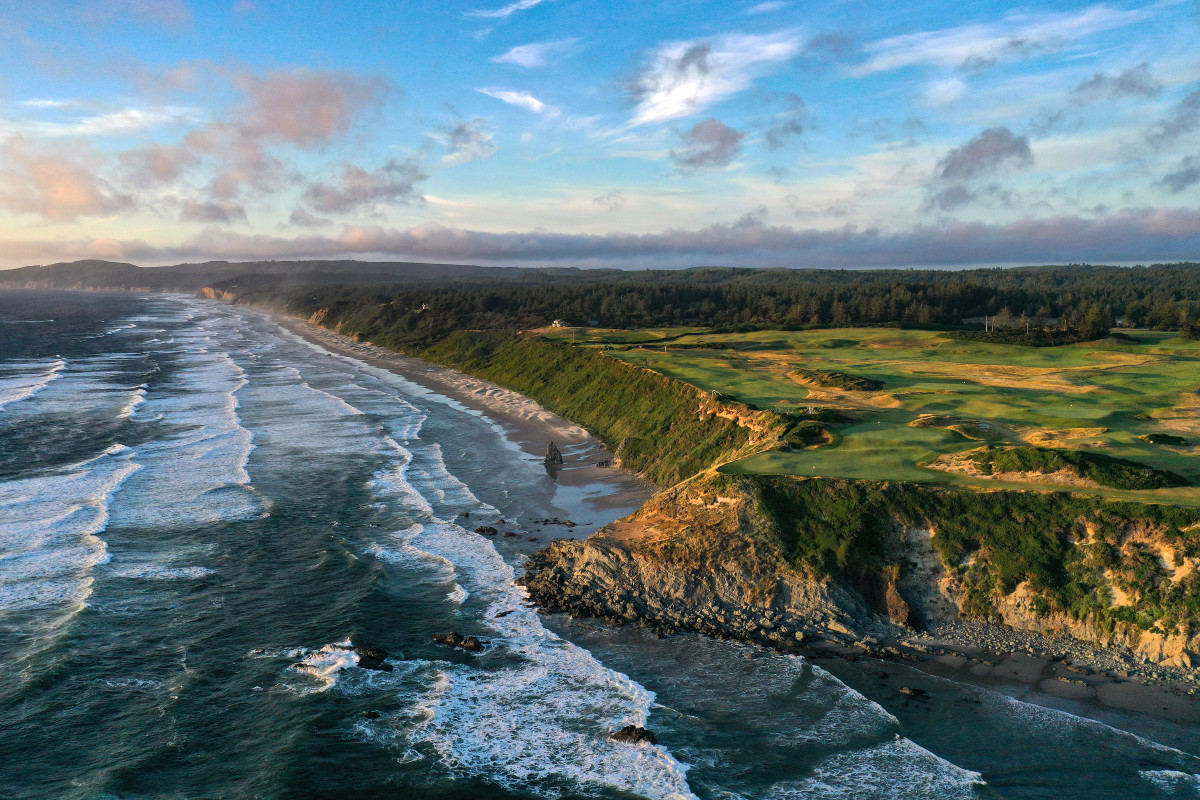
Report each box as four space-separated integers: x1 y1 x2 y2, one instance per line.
544 441 563 466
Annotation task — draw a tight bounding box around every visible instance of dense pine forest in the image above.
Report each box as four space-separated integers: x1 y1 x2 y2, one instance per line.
212 262 1200 350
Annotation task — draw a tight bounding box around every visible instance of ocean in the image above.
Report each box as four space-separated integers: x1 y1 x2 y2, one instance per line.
1 290 1199 799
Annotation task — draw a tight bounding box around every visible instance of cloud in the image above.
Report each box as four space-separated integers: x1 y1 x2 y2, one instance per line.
133 68 394 203
856 5 1142 75
20 98 81 110
289 208 332 228
22 105 200 138
763 93 806 149
1072 62 1161 102
118 142 199 184
1146 89 1200 149
443 118 498 165
670 118 744 169
1157 156 1200 194
628 30 804 126
467 0 552 19
180 199 247 224
745 1 789 13
921 77 967 107
232 69 392 148
492 38 577 68
301 156 427 214
593 190 625 211
47 206 1200 269
0 135 133 221
477 88 557 115
935 126 1032 181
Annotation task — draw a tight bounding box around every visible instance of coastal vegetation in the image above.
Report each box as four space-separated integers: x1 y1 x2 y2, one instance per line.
750 474 1200 631
422 331 788 486
961 445 1189 490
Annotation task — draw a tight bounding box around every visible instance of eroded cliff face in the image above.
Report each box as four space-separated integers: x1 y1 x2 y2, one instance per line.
521 474 893 649
522 473 1200 668
896 524 1200 667
198 287 237 302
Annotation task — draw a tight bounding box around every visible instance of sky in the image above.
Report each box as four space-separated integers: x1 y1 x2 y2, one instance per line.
0 0 1199 269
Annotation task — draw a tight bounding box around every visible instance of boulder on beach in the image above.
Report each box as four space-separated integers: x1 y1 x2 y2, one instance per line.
544 441 563 465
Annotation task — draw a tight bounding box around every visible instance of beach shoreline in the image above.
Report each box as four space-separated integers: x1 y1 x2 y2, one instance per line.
265 311 656 545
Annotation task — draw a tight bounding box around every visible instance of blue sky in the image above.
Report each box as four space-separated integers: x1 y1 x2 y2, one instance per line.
0 0 1198 268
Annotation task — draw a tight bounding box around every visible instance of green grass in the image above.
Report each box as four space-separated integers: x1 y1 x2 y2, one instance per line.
965 445 1189 490
789 367 884 391
609 327 1200 503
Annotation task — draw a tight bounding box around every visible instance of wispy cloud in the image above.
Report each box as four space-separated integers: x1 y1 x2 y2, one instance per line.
628 30 804 126
745 1 789 14
492 37 577 68
22 105 201 137
442 117 498 165
477 87 558 115
467 0 552 20
856 5 1143 75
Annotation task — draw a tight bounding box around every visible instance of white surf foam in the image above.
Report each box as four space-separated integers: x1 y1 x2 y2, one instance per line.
0 357 65 412
1141 769 1200 796
766 737 984 799
0 445 139 614
366 515 696 799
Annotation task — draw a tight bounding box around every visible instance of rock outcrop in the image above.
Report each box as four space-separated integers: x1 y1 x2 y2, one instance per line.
521 472 1200 669
521 473 881 650
610 725 657 745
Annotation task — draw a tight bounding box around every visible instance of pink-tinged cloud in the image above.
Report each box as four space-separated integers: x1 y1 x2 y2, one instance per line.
8 206 1198 268
233 69 393 148
0 136 132 221
118 142 199 184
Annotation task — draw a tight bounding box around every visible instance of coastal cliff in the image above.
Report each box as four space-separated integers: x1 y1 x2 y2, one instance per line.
522 472 1200 669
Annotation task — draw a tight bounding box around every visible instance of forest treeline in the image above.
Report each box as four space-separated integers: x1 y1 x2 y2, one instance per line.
220 262 1200 350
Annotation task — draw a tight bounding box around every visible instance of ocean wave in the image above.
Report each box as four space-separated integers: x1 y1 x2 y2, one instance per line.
1141 769 1200 796
765 737 984 799
0 356 66 413
0 445 139 614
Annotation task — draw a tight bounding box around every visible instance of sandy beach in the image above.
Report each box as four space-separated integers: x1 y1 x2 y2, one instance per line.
267 312 656 545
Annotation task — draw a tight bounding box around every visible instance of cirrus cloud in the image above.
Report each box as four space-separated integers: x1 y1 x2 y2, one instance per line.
628 30 804 126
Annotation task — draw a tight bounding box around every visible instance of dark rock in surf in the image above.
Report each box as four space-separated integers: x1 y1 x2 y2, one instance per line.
474 526 498 535
610 725 657 745
899 686 927 698
363 711 381 720
353 645 394 671
432 631 487 653
544 441 563 465
354 645 388 661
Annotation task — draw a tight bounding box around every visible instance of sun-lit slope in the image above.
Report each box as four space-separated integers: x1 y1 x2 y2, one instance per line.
604 328 1200 502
